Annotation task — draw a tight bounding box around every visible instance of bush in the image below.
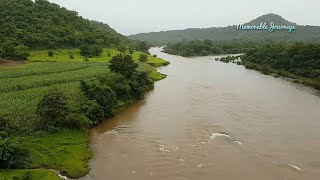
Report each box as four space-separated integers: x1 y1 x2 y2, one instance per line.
80 79 117 118
48 50 54 57
0 138 31 168
109 54 138 79
36 90 69 128
0 40 30 60
138 54 148 62
80 100 105 124
98 73 131 99
129 72 154 99
80 45 103 57
70 54 74 59
0 116 19 137
64 113 92 130
23 171 32 180
80 45 91 57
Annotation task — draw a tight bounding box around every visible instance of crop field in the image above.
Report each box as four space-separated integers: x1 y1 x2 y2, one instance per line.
29 48 169 66
0 50 168 178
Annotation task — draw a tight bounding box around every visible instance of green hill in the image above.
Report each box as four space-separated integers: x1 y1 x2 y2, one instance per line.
129 13 320 45
0 0 131 50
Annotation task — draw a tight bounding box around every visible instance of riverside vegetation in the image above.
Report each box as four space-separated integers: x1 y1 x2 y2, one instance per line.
165 39 320 90
0 0 169 179
0 49 168 180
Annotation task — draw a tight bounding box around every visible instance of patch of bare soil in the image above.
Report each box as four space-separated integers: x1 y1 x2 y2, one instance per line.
0 59 25 66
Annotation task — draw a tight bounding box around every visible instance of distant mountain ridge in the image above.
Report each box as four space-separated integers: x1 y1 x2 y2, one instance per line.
128 13 320 45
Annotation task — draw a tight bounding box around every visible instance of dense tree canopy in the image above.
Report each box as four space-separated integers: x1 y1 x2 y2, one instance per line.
242 42 320 79
164 40 256 57
0 0 131 50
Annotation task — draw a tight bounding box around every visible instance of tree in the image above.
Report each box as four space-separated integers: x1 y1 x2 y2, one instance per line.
117 44 127 53
0 138 30 168
80 79 117 118
13 45 30 60
80 45 103 57
109 54 138 79
80 45 91 57
91 45 103 56
138 54 148 62
80 100 105 124
137 41 148 52
36 90 69 127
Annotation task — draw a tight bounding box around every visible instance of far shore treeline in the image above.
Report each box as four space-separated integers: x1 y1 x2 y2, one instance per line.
164 39 320 90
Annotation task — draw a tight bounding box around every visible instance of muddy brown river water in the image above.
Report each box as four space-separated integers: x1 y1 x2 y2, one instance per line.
81 47 320 180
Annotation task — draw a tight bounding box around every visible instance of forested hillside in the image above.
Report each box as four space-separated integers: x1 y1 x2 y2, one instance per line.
0 0 131 50
129 14 320 45
242 43 320 82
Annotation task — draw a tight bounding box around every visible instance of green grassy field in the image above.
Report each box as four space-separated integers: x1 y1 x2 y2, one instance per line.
0 49 168 179
28 49 169 67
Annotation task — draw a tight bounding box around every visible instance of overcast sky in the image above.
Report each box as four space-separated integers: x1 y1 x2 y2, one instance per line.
48 0 319 35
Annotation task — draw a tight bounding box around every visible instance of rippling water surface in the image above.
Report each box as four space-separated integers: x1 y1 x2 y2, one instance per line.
81 47 320 180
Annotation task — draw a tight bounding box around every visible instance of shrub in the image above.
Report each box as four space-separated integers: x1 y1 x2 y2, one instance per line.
98 73 131 99
109 54 138 79
36 90 69 128
0 138 31 168
80 100 105 124
48 50 54 57
64 113 92 130
80 79 117 118
80 45 103 57
23 171 32 180
0 41 30 60
138 54 148 62
129 71 154 99
70 54 74 59
91 45 103 56
0 116 18 137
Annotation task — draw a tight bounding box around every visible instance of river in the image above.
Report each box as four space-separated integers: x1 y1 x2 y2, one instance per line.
81 47 320 180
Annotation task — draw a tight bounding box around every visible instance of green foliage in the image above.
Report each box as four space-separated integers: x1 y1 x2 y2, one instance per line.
64 113 92 130
48 51 54 57
138 54 148 62
129 71 154 100
0 138 31 169
129 13 320 45
80 100 105 124
109 54 138 79
0 40 30 60
20 130 93 178
22 171 32 180
98 73 131 99
116 44 127 53
0 169 61 180
0 0 131 49
70 54 74 59
136 41 149 52
80 45 103 57
80 79 117 118
242 42 320 79
36 90 69 128
164 40 252 57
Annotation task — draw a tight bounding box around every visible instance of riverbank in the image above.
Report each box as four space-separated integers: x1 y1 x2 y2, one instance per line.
242 61 320 90
0 49 169 179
